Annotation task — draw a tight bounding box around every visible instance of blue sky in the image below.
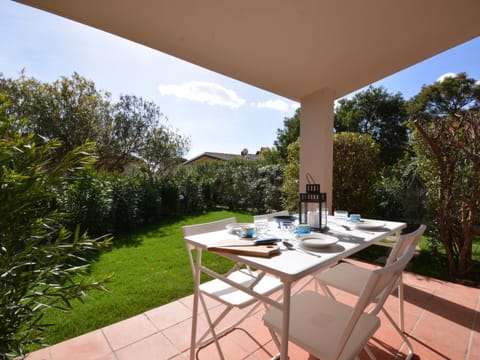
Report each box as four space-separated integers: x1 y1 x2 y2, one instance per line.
1 1 479 159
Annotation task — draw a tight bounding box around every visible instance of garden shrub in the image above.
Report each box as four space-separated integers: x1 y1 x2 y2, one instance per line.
282 139 300 212
110 175 143 233
374 167 405 221
62 153 287 238
333 132 380 216
176 160 285 213
65 173 167 238
137 176 163 223
177 168 203 214
158 178 180 217
65 172 113 236
252 164 284 212
0 95 111 358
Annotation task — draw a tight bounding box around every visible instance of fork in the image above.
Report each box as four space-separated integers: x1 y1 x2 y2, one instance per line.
282 241 322 258
342 224 376 235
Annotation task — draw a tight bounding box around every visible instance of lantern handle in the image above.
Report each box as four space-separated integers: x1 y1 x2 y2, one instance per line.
306 172 316 184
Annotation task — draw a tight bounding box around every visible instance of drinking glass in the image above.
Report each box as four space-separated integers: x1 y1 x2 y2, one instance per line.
281 221 296 242
333 210 349 224
254 216 269 237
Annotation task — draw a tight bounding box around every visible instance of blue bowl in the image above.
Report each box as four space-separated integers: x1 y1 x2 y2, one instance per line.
296 224 311 234
273 215 297 226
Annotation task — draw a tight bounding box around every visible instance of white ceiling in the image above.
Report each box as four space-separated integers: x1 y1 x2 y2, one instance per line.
16 0 480 101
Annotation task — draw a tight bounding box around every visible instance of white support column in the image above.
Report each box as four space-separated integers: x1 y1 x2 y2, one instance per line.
299 88 335 211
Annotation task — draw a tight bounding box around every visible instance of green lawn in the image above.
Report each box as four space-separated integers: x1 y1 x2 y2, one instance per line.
39 210 253 347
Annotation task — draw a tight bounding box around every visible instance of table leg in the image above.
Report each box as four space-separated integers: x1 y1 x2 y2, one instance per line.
280 281 291 360
189 249 202 360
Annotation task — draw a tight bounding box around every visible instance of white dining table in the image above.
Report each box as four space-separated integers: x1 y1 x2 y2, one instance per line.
184 217 407 360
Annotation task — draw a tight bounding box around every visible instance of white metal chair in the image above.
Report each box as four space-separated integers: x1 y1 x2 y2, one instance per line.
316 224 426 359
183 217 283 360
263 244 417 360
253 210 289 221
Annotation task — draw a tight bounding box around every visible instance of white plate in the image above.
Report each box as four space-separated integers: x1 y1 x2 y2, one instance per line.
351 220 385 230
299 233 338 249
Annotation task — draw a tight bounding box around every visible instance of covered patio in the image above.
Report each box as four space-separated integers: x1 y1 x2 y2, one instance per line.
14 1 480 359
26 260 480 360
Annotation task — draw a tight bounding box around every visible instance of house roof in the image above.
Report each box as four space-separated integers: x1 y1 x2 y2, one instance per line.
15 0 480 101
183 152 259 166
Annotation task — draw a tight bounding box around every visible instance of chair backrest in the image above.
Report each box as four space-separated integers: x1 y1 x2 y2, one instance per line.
253 210 289 221
334 244 417 359
182 217 237 237
385 224 426 265
182 217 237 279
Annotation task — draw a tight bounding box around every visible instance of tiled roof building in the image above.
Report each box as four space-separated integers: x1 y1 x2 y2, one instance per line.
183 150 259 167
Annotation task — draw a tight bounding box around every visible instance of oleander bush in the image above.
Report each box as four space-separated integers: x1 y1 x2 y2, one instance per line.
62 159 285 240
65 172 113 236
0 94 111 359
178 159 284 213
333 132 380 217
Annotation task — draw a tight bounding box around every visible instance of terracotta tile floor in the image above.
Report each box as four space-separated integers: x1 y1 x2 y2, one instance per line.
24 260 480 360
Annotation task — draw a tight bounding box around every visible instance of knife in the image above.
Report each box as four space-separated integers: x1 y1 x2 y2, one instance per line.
211 237 281 248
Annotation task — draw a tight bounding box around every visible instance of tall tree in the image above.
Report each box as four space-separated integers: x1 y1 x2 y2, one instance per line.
0 73 190 175
335 86 408 166
408 73 480 278
408 72 480 119
274 107 300 162
141 123 190 175
100 95 190 175
257 146 282 164
0 71 111 160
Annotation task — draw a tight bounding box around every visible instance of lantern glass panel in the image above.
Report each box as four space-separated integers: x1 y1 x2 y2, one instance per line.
298 191 328 232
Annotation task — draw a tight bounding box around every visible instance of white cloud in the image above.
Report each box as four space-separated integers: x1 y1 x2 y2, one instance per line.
158 81 245 109
251 99 298 111
436 72 457 83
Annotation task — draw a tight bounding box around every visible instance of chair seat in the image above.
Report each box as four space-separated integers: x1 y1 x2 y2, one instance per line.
200 270 282 308
318 262 373 296
263 290 380 360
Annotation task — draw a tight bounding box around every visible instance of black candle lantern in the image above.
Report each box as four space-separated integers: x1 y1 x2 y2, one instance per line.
298 181 328 232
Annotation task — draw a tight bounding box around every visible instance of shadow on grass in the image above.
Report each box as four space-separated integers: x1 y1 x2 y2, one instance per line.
110 216 182 248
109 209 253 249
